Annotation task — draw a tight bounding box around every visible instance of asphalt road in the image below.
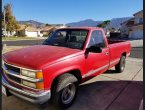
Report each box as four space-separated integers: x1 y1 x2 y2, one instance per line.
2 39 143 59
2 39 45 46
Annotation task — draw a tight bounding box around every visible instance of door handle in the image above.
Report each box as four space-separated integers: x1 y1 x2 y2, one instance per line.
105 52 109 55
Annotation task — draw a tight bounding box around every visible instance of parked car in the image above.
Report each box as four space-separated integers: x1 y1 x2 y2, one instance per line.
2 27 131 109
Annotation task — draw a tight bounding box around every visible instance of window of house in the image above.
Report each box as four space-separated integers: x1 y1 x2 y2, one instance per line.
139 18 143 23
136 18 140 24
136 17 143 24
88 30 106 48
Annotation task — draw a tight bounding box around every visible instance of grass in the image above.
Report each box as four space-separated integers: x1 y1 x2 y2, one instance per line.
2 36 43 41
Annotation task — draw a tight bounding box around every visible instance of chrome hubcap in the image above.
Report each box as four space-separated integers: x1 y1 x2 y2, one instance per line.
61 83 76 104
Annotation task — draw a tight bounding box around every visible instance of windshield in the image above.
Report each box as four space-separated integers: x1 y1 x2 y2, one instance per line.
43 29 89 50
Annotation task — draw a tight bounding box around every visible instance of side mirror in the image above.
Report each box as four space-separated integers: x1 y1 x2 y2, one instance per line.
86 46 102 53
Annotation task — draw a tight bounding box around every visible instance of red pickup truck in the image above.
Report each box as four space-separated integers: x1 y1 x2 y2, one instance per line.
2 27 131 108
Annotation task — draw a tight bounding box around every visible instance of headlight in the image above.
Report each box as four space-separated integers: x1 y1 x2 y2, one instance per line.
22 80 44 89
22 80 36 88
21 69 43 79
21 69 35 78
21 69 44 89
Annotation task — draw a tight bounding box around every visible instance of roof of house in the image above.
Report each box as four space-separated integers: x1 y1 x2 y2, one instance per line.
133 10 143 16
25 26 40 32
132 23 143 26
121 17 134 25
41 26 55 31
40 24 67 32
55 24 67 29
18 24 26 31
18 24 40 32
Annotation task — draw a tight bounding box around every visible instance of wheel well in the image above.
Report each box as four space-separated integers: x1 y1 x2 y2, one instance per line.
51 69 82 91
122 52 126 57
69 69 82 83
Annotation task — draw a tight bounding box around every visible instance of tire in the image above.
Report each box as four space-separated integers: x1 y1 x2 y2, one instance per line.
115 55 126 73
51 73 78 109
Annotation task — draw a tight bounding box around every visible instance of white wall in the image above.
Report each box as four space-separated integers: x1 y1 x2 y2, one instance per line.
25 31 38 37
3 31 16 36
129 30 143 39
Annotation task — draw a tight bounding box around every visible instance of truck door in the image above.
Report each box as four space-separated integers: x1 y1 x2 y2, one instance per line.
84 30 109 78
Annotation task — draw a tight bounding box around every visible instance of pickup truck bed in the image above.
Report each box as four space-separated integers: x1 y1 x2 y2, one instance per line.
108 39 125 44
107 39 131 69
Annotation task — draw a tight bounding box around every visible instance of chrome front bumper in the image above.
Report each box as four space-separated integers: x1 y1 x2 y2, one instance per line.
2 76 51 104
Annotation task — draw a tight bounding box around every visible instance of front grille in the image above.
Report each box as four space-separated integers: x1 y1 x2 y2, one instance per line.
3 61 41 91
3 63 21 84
7 74 21 83
4 63 20 74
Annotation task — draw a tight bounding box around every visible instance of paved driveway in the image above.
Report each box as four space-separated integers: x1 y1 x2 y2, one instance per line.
2 57 143 110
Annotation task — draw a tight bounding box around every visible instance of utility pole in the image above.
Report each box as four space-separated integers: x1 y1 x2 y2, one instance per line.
4 9 7 37
3 0 7 37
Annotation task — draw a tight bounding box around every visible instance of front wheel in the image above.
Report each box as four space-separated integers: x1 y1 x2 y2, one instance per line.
51 73 78 109
115 55 126 73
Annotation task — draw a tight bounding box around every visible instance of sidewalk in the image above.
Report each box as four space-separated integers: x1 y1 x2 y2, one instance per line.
130 40 143 48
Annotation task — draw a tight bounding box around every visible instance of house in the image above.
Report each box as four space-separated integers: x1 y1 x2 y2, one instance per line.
17 25 43 37
25 26 43 37
120 18 134 37
41 26 56 36
129 10 143 39
41 24 67 36
55 24 67 28
120 10 143 39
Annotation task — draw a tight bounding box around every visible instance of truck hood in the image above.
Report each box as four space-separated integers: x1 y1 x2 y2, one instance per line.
3 45 83 69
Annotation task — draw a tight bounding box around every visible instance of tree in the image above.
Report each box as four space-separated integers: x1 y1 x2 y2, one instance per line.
3 3 18 35
15 22 21 32
97 20 111 28
25 23 30 28
45 23 51 27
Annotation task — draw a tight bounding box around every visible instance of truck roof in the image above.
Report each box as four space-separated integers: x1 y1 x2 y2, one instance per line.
59 27 103 30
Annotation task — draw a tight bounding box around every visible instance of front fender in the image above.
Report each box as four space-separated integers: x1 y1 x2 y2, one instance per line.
43 65 84 90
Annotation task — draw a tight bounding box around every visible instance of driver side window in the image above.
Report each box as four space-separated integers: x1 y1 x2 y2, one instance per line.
88 30 106 48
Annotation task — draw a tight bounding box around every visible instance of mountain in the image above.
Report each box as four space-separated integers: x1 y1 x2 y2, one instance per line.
66 17 132 29
105 17 132 30
66 19 103 27
18 20 64 28
18 20 45 28
18 17 132 29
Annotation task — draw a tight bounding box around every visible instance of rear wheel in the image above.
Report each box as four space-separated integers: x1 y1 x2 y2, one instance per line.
115 55 126 73
51 73 78 109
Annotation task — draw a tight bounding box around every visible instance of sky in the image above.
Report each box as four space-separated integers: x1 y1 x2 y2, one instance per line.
3 0 143 24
